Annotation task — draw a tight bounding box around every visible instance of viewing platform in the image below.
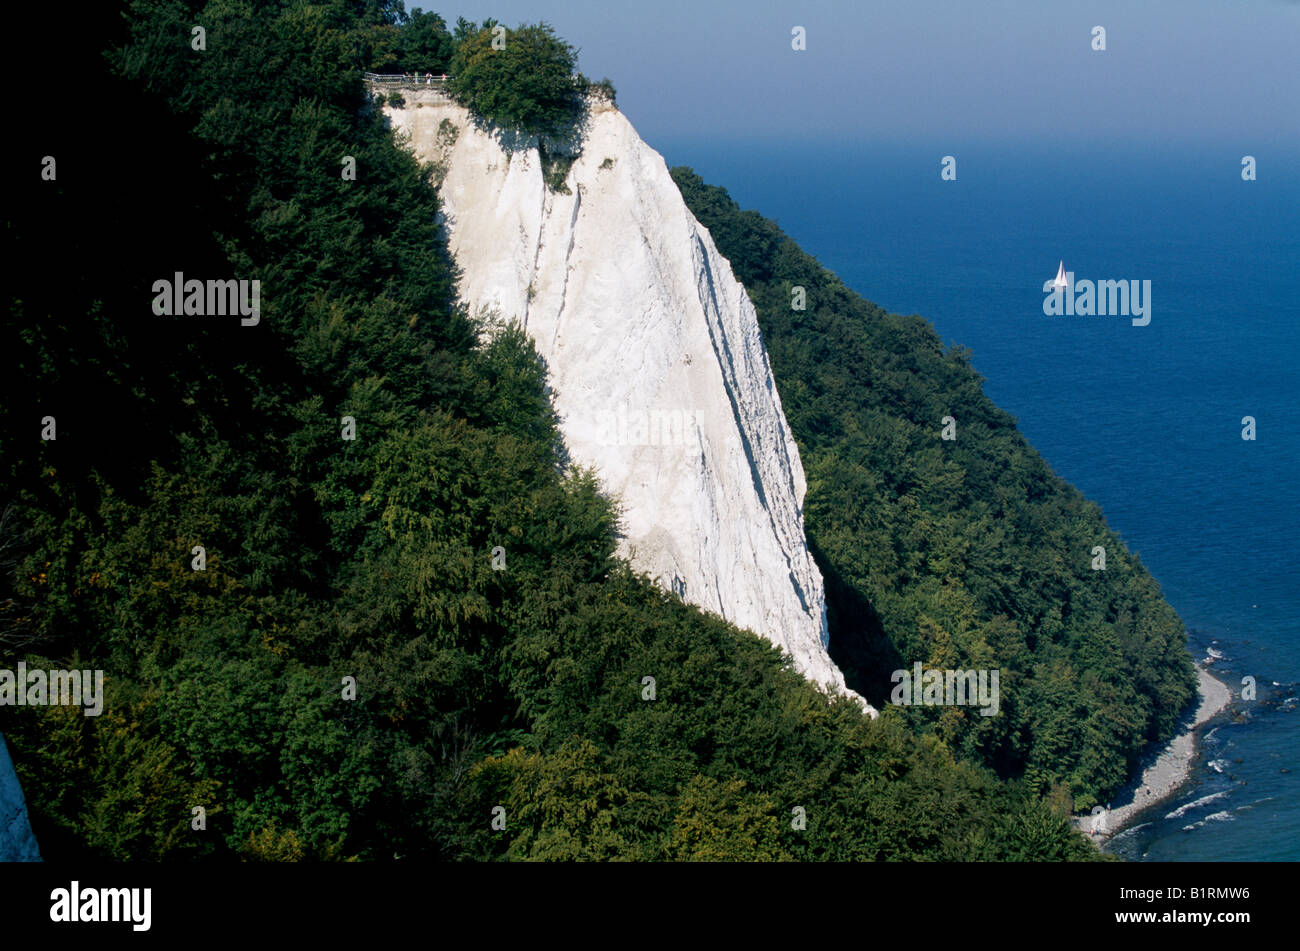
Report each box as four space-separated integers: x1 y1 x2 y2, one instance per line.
363 72 452 87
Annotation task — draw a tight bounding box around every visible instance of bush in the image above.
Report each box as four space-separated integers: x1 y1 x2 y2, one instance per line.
579 75 617 105
538 143 574 193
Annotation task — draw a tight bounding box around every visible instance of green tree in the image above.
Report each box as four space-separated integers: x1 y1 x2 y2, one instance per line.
397 9 453 73
449 22 582 137
670 775 792 861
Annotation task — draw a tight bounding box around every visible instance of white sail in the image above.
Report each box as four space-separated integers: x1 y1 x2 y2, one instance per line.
1053 260 1068 290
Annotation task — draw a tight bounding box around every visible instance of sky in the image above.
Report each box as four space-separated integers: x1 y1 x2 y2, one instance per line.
433 0 1300 152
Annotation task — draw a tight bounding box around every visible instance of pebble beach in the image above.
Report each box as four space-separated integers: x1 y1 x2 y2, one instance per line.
1074 666 1234 843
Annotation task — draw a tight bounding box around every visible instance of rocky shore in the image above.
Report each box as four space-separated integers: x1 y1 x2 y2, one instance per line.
1074 666 1234 843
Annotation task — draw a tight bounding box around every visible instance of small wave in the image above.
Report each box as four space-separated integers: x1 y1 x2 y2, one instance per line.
1181 811 1235 832
1207 758 1230 774
1237 797 1276 812
1106 822 1151 845
1166 790 1229 819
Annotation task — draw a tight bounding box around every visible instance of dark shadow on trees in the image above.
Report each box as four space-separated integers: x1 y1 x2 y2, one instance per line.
812 535 901 710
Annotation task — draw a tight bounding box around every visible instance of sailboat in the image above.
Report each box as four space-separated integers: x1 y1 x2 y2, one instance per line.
1052 260 1069 292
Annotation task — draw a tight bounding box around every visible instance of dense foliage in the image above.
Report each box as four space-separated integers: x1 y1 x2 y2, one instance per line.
670 169 1197 810
353 5 455 74
448 21 584 137
2 0 1117 862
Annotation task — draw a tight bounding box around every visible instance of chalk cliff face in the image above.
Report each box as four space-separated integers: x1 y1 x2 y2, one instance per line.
0 732 41 861
386 88 869 709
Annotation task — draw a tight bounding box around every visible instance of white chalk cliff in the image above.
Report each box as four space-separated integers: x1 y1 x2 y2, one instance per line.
386 88 870 711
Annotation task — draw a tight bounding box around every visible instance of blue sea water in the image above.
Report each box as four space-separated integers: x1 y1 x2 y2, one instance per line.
659 138 1300 861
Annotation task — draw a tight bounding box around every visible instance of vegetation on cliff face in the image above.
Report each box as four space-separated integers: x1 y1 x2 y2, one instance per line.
671 168 1197 811
2 1 1126 861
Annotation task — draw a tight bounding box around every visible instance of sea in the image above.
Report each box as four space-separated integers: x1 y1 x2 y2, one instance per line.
659 138 1300 862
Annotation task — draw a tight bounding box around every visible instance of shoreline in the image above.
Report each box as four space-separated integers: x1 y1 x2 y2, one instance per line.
1072 665 1233 844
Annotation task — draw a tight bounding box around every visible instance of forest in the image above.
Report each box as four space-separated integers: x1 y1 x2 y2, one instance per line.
0 0 1189 861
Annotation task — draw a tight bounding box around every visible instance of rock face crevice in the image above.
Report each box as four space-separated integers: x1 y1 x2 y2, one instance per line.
387 89 870 710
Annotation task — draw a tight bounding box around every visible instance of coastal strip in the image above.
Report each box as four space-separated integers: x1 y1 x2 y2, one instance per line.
1074 666 1233 843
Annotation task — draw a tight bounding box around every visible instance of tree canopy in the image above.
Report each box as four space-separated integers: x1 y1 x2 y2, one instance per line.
449 22 583 137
